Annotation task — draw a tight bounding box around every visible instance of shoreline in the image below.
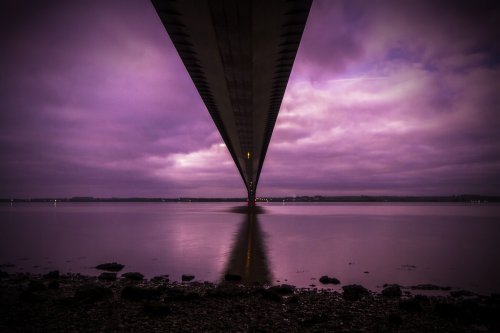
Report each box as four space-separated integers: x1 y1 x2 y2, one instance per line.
1 271 499 332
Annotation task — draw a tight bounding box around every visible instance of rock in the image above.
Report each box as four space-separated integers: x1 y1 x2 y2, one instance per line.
121 286 161 301
399 298 423 312
43 270 60 279
98 272 117 281
151 275 170 283
0 270 8 278
95 262 124 272
74 285 113 303
382 284 402 298
143 301 171 316
342 284 369 300
319 275 340 285
122 272 144 281
224 274 242 282
182 274 195 282
269 284 296 295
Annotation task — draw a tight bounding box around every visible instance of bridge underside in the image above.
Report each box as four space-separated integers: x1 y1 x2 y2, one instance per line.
151 0 312 203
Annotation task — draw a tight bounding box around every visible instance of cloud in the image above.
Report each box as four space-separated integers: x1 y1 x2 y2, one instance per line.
0 0 499 197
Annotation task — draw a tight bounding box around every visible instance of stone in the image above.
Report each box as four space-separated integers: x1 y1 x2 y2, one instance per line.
95 262 124 272
0 270 9 278
151 275 170 283
98 272 117 281
382 284 402 298
319 275 340 285
122 272 144 281
269 284 296 295
342 284 369 300
182 274 195 282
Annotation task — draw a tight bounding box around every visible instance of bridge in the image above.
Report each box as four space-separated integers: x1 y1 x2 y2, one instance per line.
151 0 312 204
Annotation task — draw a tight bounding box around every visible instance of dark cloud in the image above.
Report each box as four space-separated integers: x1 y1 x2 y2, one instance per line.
1 0 499 197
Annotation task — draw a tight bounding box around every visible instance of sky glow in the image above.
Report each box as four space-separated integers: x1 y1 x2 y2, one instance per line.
1 0 499 198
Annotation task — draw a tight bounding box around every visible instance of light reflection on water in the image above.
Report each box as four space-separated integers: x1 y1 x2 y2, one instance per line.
0 202 499 294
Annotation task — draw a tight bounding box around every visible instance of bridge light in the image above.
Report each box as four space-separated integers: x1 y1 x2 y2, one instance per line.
246 151 251 159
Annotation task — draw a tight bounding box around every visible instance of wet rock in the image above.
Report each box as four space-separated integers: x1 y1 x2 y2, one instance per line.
121 286 161 301
342 284 369 300
269 284 295 295
399 298 423 312
43 270 60 279
151 275 169 283
95 262 124 272
98 272 117 281
382 284 402 298
182 274 195 282
122 272 144 281
224 274 242 282
319 275 340 285
286 295 300 304
143 301 171 316
74 285 113 303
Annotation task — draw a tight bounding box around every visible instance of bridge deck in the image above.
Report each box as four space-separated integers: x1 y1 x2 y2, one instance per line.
151 0 312 202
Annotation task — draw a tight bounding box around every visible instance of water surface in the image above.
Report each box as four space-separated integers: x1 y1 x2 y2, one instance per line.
1 202 499 294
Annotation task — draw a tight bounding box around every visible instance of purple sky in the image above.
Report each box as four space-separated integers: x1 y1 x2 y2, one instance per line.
1 0 499 198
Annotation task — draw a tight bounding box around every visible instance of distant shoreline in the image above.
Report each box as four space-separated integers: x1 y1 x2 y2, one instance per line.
1 195 499 203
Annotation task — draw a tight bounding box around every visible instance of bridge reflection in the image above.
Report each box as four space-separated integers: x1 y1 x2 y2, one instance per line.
222 208 272 285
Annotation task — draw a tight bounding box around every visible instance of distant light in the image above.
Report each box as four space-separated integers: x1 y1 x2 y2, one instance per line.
246 151 251 159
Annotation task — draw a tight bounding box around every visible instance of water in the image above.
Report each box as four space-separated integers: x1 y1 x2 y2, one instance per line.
1 202 499 294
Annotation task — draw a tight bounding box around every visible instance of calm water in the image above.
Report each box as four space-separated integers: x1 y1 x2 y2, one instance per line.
1 202 499 294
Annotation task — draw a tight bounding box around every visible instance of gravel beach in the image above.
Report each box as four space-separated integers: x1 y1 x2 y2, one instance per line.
1 271 499 332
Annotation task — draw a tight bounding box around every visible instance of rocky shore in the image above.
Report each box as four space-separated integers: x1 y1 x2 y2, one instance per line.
1 270 499 332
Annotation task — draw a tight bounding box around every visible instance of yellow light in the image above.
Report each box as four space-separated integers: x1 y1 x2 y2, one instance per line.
246 151 251 159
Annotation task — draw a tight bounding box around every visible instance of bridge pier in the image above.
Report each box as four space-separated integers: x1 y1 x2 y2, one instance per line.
247 189 256 207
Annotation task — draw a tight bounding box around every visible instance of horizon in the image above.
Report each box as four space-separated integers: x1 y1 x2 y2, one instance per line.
1 0 499 198
3 193 498 201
